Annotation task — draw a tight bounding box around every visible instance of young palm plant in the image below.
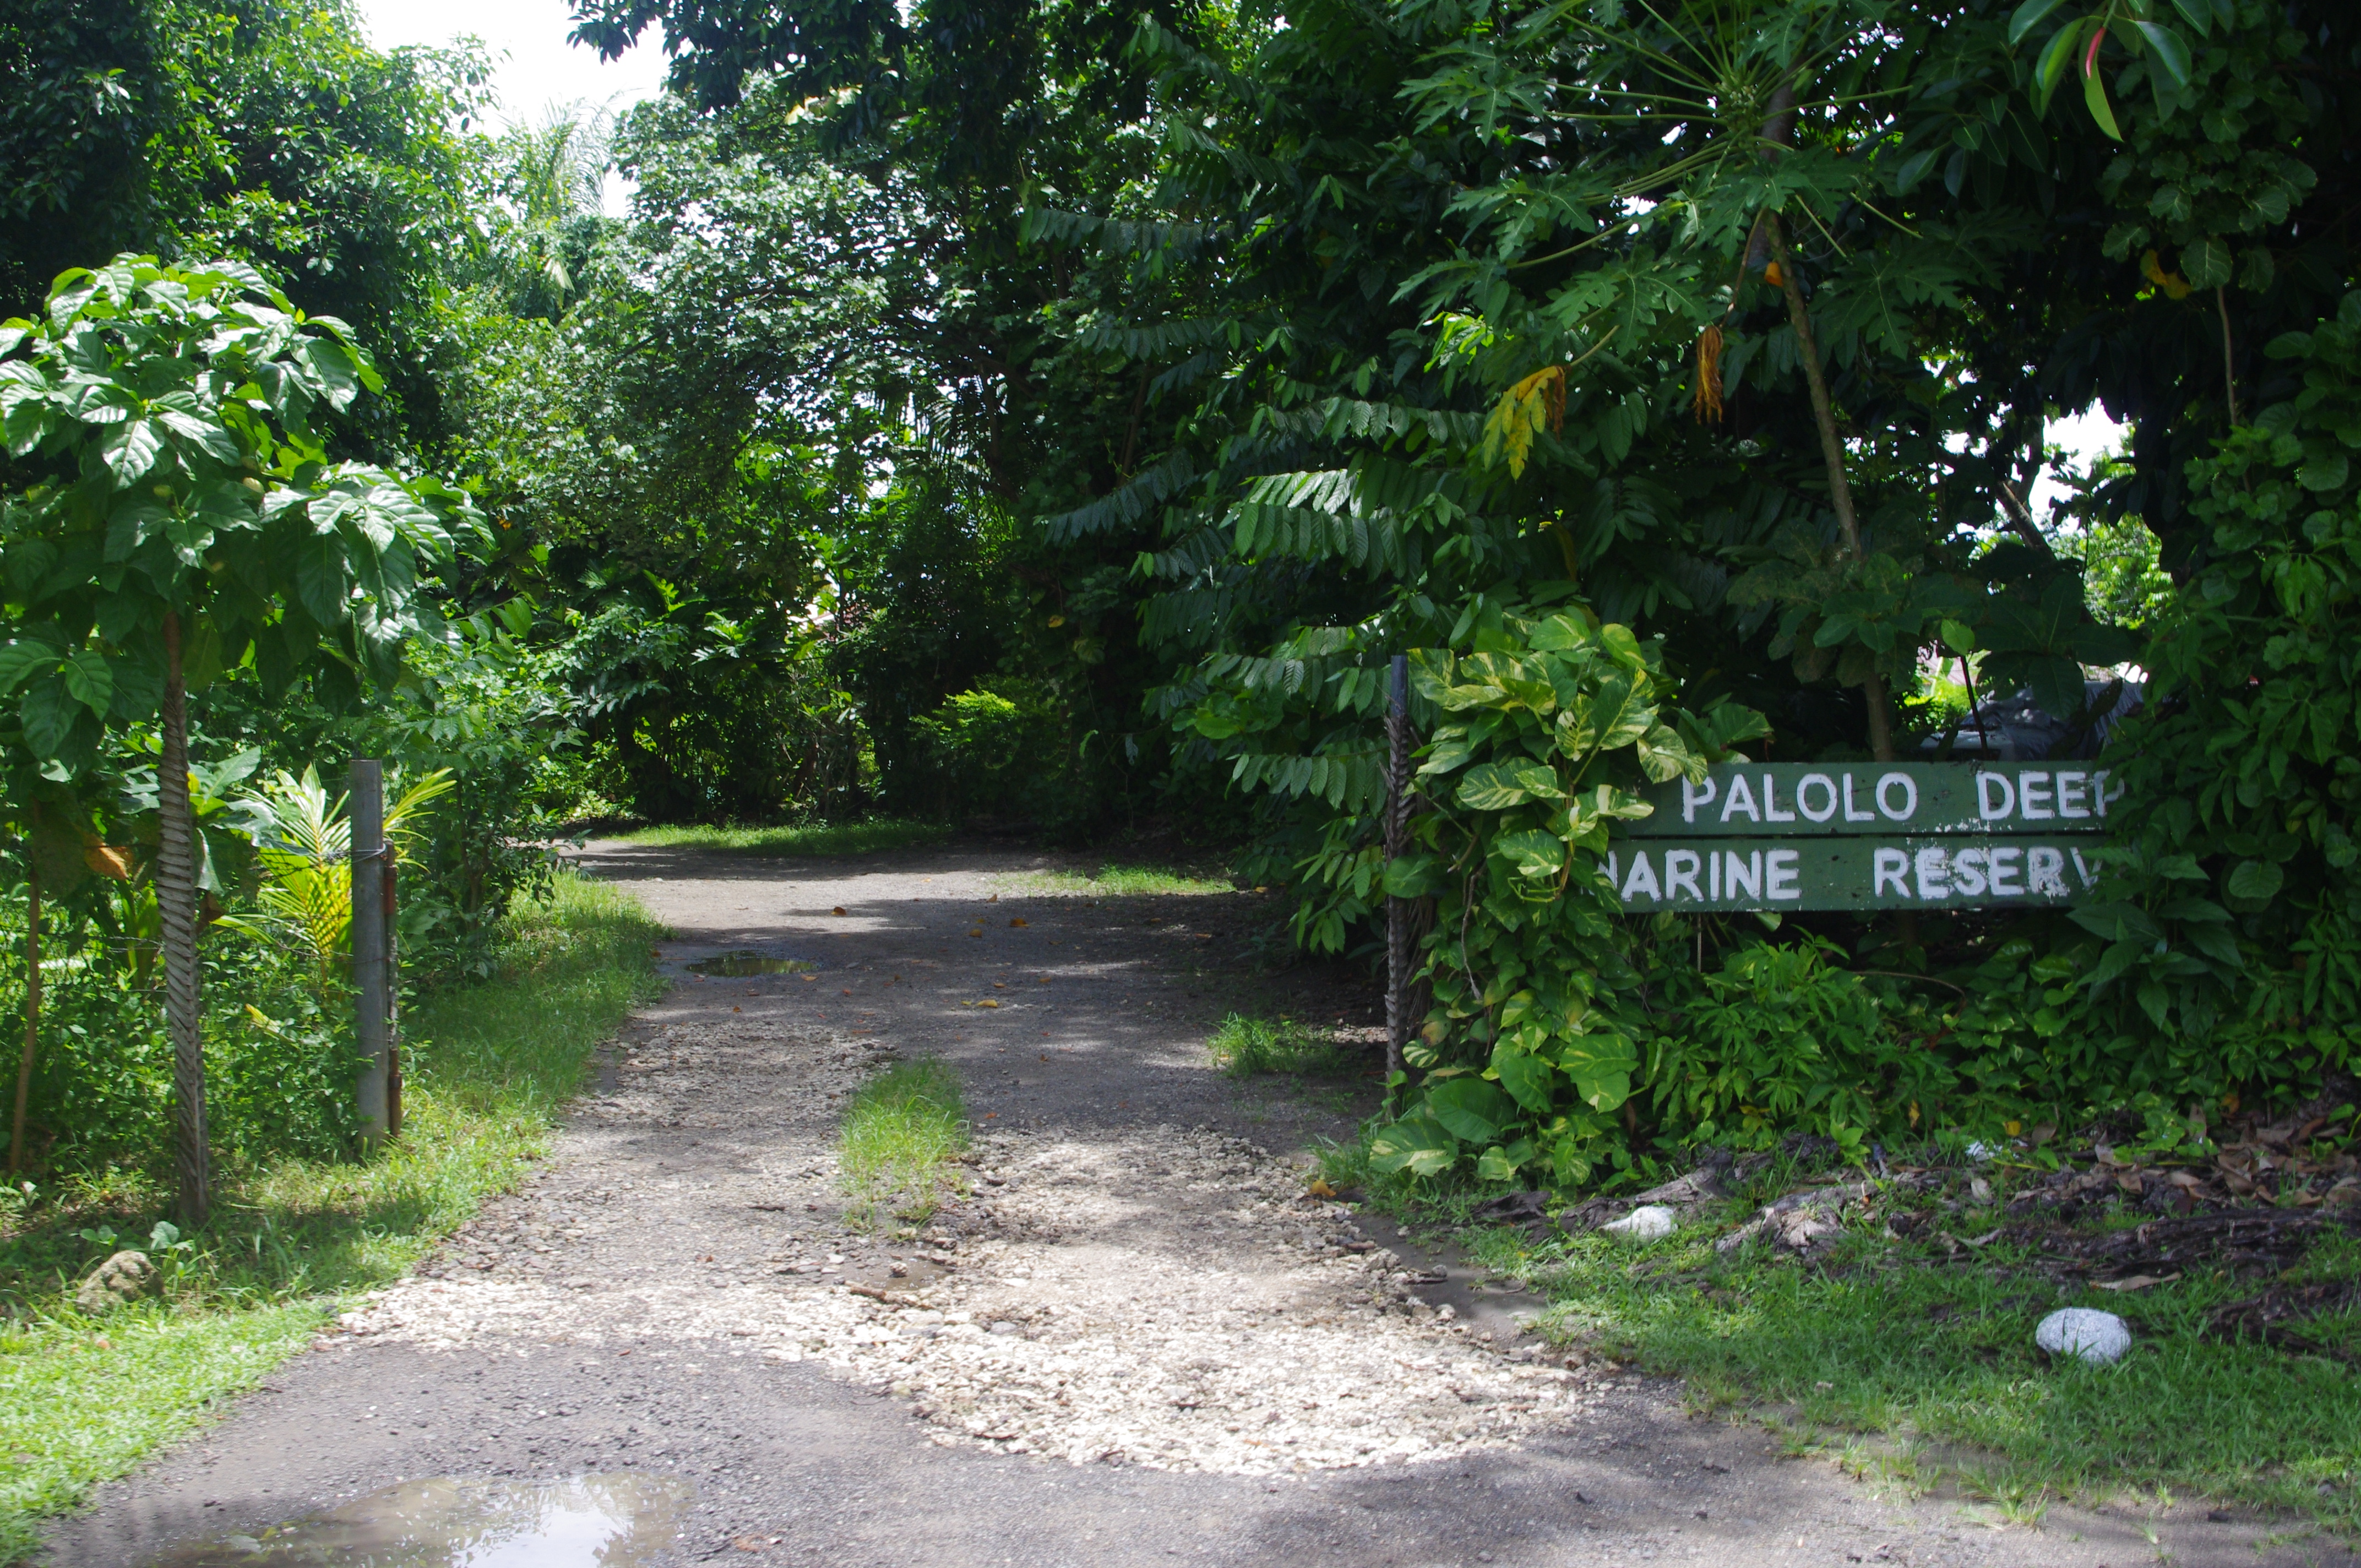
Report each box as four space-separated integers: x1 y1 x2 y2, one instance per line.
222 767 454 997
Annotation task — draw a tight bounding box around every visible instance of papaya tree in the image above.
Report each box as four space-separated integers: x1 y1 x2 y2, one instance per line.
0 255 482 1222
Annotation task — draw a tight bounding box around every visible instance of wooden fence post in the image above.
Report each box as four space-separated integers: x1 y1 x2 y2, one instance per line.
351 760 391 1145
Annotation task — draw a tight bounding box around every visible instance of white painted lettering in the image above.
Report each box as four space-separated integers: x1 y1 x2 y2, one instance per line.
1620 852 1661 902
1988 846 2023 896
2019 770 2054 820
1762 773 1796 823
1709 851 1720 900
1877 772 1918 822
2028 846 2067 896
1720 775 1760 823
2071 847 2101 889
1977 771 2015 821
1664 850 1704 902
1682 776 1718 824
1873 848 1910 897
1724 850 1762 902
2056 770 2090 819
1796 772 1838 823
1951 847 1989 898
1766 850 1802 901
1843 774 1876 822
1914 847 1952 900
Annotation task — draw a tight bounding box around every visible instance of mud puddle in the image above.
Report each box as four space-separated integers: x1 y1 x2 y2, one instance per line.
150 1474 692 1566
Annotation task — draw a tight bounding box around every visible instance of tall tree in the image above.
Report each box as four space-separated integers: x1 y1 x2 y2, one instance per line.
1 256 481 1219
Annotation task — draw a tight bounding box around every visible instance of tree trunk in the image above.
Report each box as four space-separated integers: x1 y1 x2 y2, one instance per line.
10 863 38 1175
1758 85 1896 767
1765 213 1897 766
159 611 208 1226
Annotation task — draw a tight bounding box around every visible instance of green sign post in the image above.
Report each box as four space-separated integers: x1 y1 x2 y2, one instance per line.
1609 763 2116 912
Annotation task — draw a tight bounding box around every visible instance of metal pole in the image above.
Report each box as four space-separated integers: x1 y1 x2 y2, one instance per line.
385 851 401 1139
1383 655 1412 1088
351 759 390 1145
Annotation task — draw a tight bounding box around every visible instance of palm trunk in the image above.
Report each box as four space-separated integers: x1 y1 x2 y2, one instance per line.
10 863 38 1175
160 611 208 1226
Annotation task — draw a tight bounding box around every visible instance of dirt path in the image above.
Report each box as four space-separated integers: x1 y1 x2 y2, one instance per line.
45 844 2319 1567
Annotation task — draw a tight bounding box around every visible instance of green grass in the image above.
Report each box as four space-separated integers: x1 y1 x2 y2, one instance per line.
1207 1012 1351 1079
1456 1190 2361 1530
0 868 665 1560
1015 863 1236 896
609 819 949 856
839 1060 968 1231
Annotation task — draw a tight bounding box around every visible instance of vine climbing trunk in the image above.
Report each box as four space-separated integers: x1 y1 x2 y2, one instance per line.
159 611 208 1226
10 863 37 1176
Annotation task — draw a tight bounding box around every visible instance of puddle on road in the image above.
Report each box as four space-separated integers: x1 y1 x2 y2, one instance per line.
153 1474 692 1567
687 951 814 978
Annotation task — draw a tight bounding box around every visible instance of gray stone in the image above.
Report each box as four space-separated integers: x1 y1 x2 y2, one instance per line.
74 1249 156 1314
1600 1205 1677 1243
2036 1307 2130 1364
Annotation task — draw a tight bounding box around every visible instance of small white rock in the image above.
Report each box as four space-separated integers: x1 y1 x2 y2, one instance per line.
2036 1308 2130 1364
1600 1205 1677 1243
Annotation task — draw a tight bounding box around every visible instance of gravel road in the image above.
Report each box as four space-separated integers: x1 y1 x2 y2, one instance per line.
42 843 2330 1567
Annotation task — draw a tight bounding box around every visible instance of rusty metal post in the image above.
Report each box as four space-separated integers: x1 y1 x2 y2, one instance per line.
1383 655 1413 1091
351 760 390 1145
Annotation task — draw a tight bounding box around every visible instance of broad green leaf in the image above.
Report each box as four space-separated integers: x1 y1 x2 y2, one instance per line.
1473 1145 1524 1183
2008 0 2070 45
2297 454 2348 492
1526 613 1597 652
2167 0 2212 34
1510 763 1566 801
1368 1114 1457 1177
2082 55 2121 140
2035 19 2087 108
2129 21 2192 88
1419 731 1475 776
59 649 113 717
154 407 243 465
1490 1042 1557 1114
299 337 362 408
0 641 56 693
1554 1032 1635 1112
2180 236 2232 290
1456 761 1535 810
1493 828 1565 881
101 418 162 483
2224 860 2283 905
19 674 81 758
1634 724 1702 783
1426 1078 1515 1144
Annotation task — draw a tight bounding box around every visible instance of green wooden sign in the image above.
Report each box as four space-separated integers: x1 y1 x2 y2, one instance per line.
1624 762 2119 839
1606 836 2105 913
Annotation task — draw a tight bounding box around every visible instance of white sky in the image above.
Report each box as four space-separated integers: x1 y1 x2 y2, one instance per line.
2029 406 2132 520
356 0 669 211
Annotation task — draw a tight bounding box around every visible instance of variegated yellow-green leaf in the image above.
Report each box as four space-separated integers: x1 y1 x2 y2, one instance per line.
1456 761 1535 809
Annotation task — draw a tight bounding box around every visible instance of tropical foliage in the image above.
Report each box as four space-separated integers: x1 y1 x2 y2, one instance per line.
0 0 2354 1203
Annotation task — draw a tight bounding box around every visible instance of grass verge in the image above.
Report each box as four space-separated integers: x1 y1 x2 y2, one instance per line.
610 819 949 856
0 868 665 1559
1207 1013 1352 1079
1016 863 1236 896
1319 1133 2361 1533
840 1060 968 1231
